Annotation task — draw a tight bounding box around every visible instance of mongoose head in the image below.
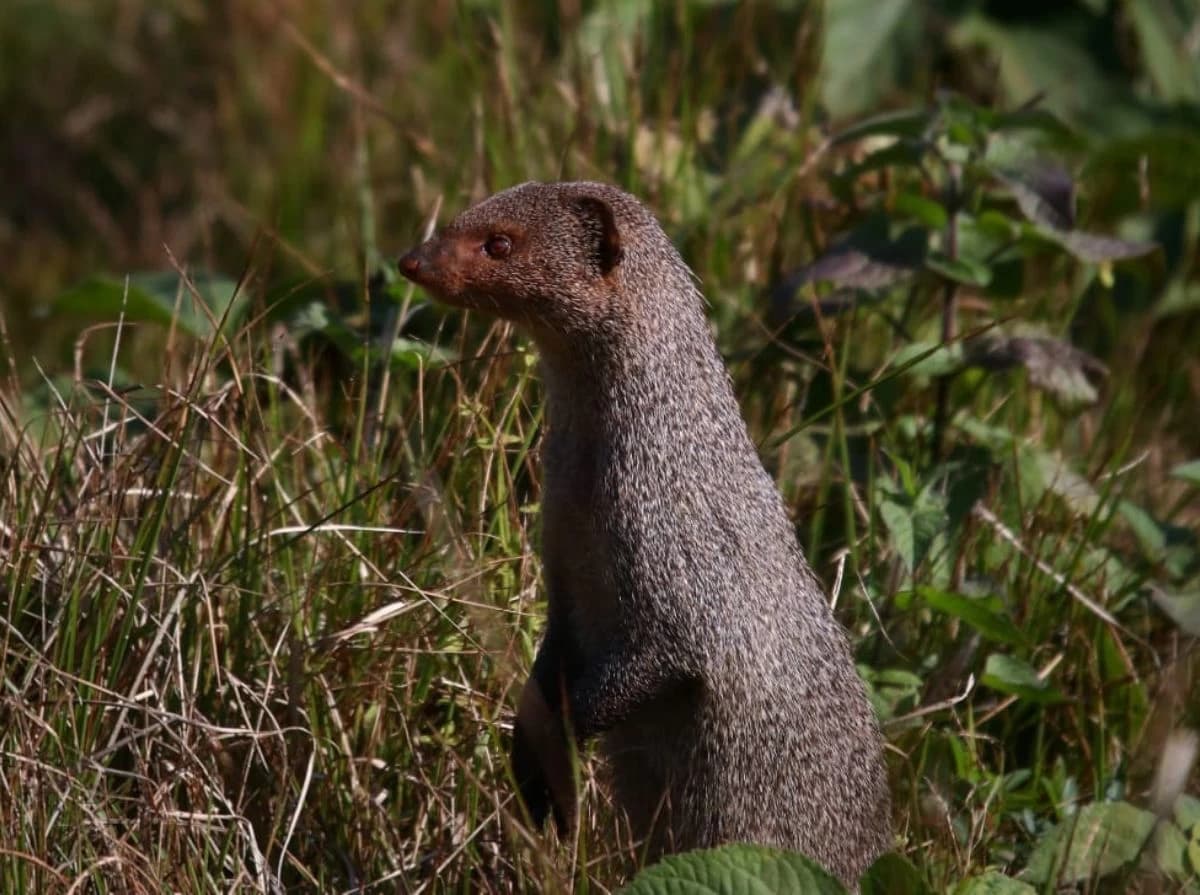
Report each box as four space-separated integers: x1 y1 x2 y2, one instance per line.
399 181 663 340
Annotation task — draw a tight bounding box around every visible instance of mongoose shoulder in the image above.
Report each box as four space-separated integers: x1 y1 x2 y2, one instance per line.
399 180 891 888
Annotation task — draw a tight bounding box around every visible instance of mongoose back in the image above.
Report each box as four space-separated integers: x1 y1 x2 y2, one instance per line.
399 181 891 887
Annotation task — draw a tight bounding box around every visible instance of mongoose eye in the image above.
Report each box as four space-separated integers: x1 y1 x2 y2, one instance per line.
484 235 512 260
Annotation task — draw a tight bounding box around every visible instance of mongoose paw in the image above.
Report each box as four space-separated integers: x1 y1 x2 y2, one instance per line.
511 721 553 828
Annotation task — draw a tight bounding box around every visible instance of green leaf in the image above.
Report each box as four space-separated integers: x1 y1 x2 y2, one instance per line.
1171 460 1200 487
1189 828 1200 880
391 337 457 370
1175 794 1200 832
891 341 963 379
54 271 245 340
926 252 992 287
1032 448 1104 513
1152 821 1193 881
1023 801 1157 884
619 844 847 894
1117 500 1166 561
893 193 948 230
877 479 948 575
861 852 930 895
981 653 1061 703
1151 589 1200 636
919 588 1025 646
953 871 1036 895
819 0 920 119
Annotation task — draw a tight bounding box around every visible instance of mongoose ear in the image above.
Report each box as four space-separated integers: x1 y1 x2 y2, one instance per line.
571 195 624 276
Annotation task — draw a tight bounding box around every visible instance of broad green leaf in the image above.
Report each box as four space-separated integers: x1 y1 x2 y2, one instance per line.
861 667 923 721
981 653 1061 703
926 252 992 287
1151 589 1200 636
953 871 1036 895
1176 794 1200 832
55 271 244 340
877 479 948 575
1024 450 1101 517
861 852 930 894
1171 460 1200 487
919 588 1025 646
893 192 948 230
619 844 846 895
819 0 920 119
1191 828 1200 880
1153 820 1193 881
1023 801 1156 884
1118 500 1165 560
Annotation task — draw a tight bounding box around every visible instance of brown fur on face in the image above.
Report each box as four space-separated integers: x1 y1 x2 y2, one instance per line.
399 182 630 340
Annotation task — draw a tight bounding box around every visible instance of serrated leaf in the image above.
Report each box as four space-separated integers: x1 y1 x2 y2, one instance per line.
981 654 1060 703
994 163 1076 231
919 588 1025 646
954 871 1036 895
783 224 927 292
1023 801 1157 884
964 334 1106 407
1052 230 1157 264
619 844 847 895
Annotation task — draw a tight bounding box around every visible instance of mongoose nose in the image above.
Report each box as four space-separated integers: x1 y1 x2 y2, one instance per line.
399 251 422 279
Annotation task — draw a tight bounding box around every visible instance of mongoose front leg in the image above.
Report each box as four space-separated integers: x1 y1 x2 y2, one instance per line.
565 629 697 741
512 624 578 832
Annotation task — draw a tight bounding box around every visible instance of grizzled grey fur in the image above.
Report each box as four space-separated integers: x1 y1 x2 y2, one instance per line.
399 181 891 888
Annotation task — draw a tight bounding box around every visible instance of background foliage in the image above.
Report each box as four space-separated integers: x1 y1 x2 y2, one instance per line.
2 1 1199 892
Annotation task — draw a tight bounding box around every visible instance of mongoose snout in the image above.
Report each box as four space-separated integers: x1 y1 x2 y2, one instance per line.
399 180 891 888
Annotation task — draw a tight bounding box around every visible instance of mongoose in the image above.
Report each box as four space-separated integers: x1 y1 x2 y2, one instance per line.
398 181 891 887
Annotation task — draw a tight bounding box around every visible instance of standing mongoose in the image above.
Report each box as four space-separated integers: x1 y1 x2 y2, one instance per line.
398 181 891 888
